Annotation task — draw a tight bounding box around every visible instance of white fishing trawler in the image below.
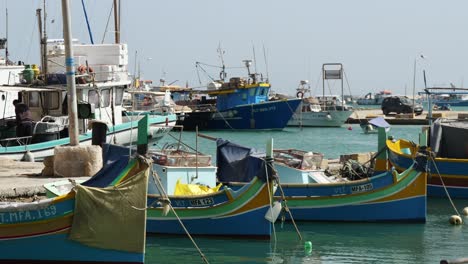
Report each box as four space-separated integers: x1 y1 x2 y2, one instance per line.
287 64 353 127
0 39 176 160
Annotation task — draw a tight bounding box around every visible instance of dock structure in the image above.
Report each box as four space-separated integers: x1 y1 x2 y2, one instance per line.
0 157 88 199
348 108 463 125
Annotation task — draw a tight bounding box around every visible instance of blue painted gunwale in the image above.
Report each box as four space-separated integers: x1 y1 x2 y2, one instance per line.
146 177 272 238
387 146 468 198
0 114 176 155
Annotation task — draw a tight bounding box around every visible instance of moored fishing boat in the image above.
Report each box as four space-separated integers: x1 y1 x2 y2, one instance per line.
0 122 151 263
0 35 25 120
287 64 353 127
145 138 277 238
360 116 391 134
356 90 392 105
0 40 176 161
180 59 301 130
215 129 428 222
387 118 468 198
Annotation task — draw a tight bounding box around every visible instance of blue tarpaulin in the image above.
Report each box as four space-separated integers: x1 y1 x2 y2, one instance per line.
216 139 269 183
82 144 132 188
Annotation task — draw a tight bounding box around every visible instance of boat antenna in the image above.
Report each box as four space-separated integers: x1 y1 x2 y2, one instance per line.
252 43 258 81
217 42 226 81
262 44 269 83
133 50 138 87
243 59 254 83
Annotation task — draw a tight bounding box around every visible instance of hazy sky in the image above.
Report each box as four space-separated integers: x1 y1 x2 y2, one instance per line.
1 0 467 97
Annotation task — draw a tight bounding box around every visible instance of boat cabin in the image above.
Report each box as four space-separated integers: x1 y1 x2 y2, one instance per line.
123 90 174 114
206 77 271 111
0 83 127 146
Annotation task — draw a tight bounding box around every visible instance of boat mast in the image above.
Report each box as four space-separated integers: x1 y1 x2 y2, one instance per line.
113 0 120 44
217 43 226 81
61 0 79 145
5 7 8 63
36 0 48 81
43 0 48 78
36 9 43 72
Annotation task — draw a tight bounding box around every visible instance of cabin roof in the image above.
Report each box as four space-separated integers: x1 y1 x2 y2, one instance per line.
125 90 166 95
0 85 63 92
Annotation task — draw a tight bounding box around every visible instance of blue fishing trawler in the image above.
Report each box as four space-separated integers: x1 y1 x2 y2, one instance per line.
181 60 301 130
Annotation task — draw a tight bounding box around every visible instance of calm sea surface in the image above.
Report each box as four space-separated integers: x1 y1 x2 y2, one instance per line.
146 124 468 264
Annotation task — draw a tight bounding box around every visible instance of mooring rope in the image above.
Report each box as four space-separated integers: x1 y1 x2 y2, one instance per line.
265 157 303 241
428 153 461 217
264 160 277 245
150 170 210 264
215 108 234 130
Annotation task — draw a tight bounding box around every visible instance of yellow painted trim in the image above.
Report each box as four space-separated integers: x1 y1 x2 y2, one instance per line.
206 89 237 95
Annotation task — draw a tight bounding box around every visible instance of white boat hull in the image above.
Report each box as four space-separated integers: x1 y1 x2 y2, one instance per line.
287 110 352 127
0 118 176 161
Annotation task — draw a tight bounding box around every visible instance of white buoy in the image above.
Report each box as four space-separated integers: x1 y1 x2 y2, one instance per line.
449 215 463 225
462 207 468 216
265 201 282 223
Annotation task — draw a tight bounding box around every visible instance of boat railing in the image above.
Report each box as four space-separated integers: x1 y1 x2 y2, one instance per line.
0 136 32 148
274 149 324 170
33 116 68 134
188 103 217 112
152 150 212 167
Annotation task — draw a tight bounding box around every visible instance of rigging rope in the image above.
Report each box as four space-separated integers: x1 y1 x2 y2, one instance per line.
80 0 94 44
343 70 353 101
101 3 114 44
26 15 38 62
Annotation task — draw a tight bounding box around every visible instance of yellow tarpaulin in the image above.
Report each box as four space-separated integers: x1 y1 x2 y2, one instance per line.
174 179 222 196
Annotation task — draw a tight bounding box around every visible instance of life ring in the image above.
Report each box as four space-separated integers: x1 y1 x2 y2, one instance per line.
296 91 304 98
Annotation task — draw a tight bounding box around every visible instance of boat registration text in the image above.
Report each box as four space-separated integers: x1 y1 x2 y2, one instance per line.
189 197 215 206
351 183 373 193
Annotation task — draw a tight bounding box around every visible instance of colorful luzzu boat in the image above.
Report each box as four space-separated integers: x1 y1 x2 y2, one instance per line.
219 128 428 222
387 118 468 198
145 138 277 238
0 116 152 263
0 150 150 263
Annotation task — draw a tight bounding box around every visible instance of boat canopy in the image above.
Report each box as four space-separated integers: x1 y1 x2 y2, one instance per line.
369 116 390 128
430 118 468 158
216 138 269 183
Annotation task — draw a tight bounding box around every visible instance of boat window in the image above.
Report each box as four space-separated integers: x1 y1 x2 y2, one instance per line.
102 89 111 107
88 90 99 107
115 87 124 106
249 88 256 97
42 91 60 110
29 92 40 107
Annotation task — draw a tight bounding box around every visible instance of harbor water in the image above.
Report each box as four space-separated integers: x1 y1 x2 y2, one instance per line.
146 124 468 264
